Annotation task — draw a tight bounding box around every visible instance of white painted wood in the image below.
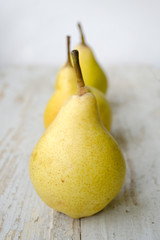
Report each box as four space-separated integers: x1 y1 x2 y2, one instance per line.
0 66 160 240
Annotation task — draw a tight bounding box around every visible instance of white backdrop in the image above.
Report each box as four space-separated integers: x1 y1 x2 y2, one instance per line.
0 0 160 67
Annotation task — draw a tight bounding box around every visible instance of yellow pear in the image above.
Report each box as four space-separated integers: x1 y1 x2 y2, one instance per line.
29 50 126 219
44 36 112 130
74 23 108 93
44 36 76 128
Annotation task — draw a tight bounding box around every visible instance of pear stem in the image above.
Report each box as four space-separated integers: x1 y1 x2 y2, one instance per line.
71 50 88 96
66 36 71 66
78 23 86 45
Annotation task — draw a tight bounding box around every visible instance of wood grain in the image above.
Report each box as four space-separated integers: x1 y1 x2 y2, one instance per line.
0 66 160 240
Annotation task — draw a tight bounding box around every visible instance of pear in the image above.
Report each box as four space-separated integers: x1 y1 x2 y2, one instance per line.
29 50 126 219
74 23 108 94
44 36 77 128
44 36 112 130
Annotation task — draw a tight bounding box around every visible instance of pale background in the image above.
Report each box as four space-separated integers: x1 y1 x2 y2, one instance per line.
0 0 160 68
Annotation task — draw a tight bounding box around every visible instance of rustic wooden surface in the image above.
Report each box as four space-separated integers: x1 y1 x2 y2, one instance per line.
0 65 160 240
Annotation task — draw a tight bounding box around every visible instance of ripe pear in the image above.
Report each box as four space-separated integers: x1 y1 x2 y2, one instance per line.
29 50 126 219
74 23 108 94
44 36 77 128
44 36 112 130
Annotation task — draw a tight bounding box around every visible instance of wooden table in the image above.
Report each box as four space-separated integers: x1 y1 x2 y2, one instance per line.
0 66 160 240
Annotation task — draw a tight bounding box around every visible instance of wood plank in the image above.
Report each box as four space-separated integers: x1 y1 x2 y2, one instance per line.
0 66 160 240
